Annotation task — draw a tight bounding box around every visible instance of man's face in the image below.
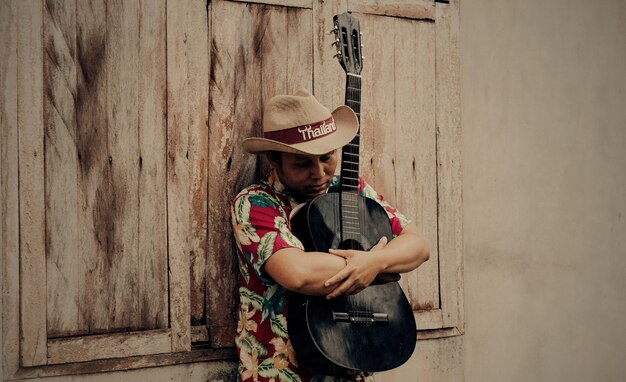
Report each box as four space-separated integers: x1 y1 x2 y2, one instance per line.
270 150 339 202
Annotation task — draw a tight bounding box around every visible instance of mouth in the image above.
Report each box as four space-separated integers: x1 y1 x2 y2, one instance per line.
306 182 328 193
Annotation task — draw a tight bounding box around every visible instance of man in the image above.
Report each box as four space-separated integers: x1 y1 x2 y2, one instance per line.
231 89 430 381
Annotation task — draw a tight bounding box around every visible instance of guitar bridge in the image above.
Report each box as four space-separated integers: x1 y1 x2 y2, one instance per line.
332 311 389 324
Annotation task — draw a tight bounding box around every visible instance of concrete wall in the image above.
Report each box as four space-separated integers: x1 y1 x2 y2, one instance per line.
462 0 626 381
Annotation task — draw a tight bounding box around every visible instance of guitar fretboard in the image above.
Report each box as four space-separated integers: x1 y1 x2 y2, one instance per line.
340 73 362 242
340 73 362 193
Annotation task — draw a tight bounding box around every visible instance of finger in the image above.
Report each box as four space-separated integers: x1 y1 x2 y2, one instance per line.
326 279 354 299
328 248 353 258
324 268 349 287
371 236 388 250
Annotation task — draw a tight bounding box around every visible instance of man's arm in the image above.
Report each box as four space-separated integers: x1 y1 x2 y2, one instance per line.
263 248 345 296
263 236 389 296
324 223 429 298
264 224 428 299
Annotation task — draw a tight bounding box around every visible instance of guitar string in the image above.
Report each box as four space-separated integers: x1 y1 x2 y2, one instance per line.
344 75 374 320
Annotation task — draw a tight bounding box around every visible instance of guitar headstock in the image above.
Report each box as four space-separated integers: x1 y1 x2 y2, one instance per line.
333 12 363 75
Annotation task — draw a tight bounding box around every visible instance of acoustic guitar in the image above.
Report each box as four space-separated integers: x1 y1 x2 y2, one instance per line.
287 12 417 377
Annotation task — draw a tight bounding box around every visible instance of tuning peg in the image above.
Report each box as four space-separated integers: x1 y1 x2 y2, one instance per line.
331 38 340 47
333 50 342 59
330 24 339 35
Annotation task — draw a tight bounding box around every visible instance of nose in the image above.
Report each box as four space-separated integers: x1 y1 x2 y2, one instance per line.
310 159 325 179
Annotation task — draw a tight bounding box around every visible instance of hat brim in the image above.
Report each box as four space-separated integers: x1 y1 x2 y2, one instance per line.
242 105 359 155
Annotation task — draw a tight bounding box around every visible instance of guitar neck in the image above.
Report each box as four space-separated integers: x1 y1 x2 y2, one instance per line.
339 73 362 242
340 73 362 193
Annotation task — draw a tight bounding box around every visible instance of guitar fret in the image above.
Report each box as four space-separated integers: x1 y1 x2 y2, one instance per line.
342 212 359 217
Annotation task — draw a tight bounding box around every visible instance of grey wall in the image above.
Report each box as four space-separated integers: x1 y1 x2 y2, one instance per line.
462 0 626 381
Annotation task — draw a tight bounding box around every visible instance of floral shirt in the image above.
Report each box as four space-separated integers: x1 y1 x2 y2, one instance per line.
231 170 410 382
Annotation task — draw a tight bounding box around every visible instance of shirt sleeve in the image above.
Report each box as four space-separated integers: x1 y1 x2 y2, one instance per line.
231 192 304 278
358 178 411 237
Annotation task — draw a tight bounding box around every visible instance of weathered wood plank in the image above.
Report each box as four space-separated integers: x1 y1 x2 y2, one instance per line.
75 0 110 335
415 308 444 330
106 0 141 331
208 0 260 348
47 329 172 365
394 19 440 315
43 0 82 338
1 0 20 376
167 0 208 351
17 0 47 367
227 0 313 9
286 5 313 92
312 0 347 110
207 1 314 347
359 13 396 204
348 0 435 20
415 326 461 340
138 0 168 331
189 0 212 331
260 7 289 102
435 0 463 332
13 348 235 380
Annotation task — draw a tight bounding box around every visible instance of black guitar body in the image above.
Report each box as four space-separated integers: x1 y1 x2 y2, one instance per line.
287 192 417 376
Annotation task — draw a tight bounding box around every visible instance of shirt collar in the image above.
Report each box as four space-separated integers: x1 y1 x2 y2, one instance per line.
267 169 301 210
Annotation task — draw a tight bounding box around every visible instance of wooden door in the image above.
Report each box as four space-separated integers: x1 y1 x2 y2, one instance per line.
16 0 187 367
2 0 461 377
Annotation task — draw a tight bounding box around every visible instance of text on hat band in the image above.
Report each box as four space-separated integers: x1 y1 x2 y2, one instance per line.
264 116 337 145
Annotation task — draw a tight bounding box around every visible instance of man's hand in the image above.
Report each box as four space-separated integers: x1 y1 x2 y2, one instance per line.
324 236 389 299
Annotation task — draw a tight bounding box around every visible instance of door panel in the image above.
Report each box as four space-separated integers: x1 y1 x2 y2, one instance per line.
203 0 314 347
350 6 441 324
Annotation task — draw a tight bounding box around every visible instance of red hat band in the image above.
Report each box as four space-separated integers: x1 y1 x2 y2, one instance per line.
263 116 336 145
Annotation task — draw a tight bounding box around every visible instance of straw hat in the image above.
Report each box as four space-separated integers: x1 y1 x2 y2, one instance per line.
242 88 359 155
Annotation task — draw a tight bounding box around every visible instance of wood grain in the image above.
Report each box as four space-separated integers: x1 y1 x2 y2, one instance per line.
435 0 463 332
44 0 81 338
47 329 171 364
137 0 168 331
18 0 47 367
394 18 440 315
1 0 21 376
167 0 208 351
75 0 110 335
207 0 314 347
349 0 435 21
